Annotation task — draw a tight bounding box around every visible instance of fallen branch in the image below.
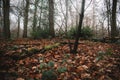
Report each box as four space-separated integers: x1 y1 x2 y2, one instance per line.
11 43 61 60
60 41 84 44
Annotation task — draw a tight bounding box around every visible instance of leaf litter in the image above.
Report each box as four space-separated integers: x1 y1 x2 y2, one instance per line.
0 39 120 80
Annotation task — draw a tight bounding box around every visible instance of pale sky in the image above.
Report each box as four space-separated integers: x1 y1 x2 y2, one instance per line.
9 0 118 31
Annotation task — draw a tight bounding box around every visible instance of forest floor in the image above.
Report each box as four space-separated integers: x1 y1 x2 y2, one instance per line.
0 38 120 80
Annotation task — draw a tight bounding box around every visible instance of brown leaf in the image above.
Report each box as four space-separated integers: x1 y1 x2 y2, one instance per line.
76 66 84 72
54 63 58 68
54 54 61 59
67 59 72 63
32 66 37 70
16 78 25 80
45 52 51 57
19 60 24 65
77 65 88 72
81 73 90 79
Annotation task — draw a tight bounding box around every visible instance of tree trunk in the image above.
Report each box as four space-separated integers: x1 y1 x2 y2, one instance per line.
49 0 55 38
111 0 118 40
17 15 20 38
23 0 29 38
92 0 95 31
3 0 10 39
0 0 2 38
33 0 39 32
71 0 85 53
65 0 68 36
38 0 43 29
105 0 111 37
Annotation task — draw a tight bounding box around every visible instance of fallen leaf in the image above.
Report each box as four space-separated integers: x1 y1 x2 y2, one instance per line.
45 52 51 57
19 60 24 65
81 73 90 79
16 78 25 80
54 54 61 59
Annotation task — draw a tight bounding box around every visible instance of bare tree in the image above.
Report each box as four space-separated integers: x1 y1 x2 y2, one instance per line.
16 1 23 38
71 0 86 53
49 0 55 37
23 0 30 38
65 0 69 35
38 0 43 29
105 0 111 37
32 0 39 32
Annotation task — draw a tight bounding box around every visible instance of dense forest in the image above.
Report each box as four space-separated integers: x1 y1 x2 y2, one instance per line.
0 0 120 80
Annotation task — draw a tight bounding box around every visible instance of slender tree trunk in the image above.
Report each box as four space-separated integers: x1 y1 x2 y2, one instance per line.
49 0 55 37
76 0 79 27
0 0 1 8
111 0 118 40
71 0 85 53
105 0 111 37
38 0 43 29
65 0 68 36
92 0 95 30
0 0 2 38
107 0 111 37
17 15 20 38
101 22 104 37
69 6 74 28
23 0 29 38
33 0 39 32
3 0 10 39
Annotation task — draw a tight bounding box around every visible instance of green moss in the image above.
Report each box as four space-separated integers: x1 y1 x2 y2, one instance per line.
53 43 60 47
44 45 53 50
44 43 60 50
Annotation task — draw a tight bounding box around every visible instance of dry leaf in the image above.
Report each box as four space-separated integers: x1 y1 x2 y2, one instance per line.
81 73 90 79
54 54 61 58
54 63 58 68
16 78 25 80
19 60 24 65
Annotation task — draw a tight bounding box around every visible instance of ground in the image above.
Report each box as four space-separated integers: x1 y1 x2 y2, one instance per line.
0 38 120 80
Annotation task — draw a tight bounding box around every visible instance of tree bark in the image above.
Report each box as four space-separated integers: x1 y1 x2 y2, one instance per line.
3 0 10 39
17 15 20 38
33 0 39 32
0 0 2 38
38 0 43 29
65 0 68 36
105 0 111 37
23 0 29 38
49 0 55 38
111 0 118 40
